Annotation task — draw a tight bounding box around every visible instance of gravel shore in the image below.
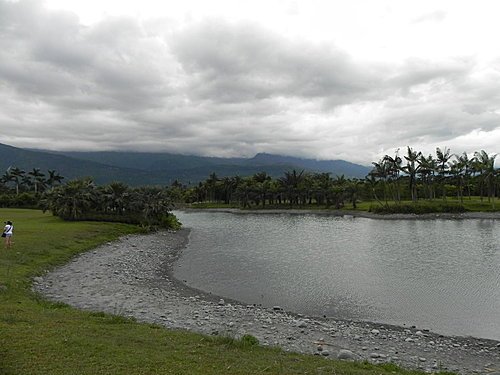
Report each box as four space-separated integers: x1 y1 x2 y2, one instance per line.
33 227 500 374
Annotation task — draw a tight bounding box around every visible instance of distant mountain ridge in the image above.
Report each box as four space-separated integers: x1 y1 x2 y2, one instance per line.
0 143 371 186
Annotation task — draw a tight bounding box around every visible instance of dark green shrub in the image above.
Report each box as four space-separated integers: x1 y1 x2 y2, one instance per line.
160 213 182 230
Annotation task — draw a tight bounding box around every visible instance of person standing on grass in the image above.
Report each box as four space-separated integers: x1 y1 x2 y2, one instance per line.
3 221 13 248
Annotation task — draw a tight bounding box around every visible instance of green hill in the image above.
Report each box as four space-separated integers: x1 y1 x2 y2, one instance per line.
0 143 371 186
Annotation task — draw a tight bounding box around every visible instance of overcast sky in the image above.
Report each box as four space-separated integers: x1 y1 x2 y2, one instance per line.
1 0 499 165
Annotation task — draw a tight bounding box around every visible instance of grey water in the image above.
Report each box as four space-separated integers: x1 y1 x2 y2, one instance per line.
173 210 500 340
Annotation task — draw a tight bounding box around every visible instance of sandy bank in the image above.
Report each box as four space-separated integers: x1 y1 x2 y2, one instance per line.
33 229 500 375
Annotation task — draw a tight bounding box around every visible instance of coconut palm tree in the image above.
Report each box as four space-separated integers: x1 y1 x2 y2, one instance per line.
8 167 25 195
402 147 422 202
253 172 272 207
453 152 474 201
28 168 46 194
474 150 498 206
417 154 437 200
436 147 451 199
383 150 402 202
46 169 64 188
278 169 305 206
369 159 390 205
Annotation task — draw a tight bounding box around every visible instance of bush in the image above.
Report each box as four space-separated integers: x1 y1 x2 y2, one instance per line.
160 213 182 230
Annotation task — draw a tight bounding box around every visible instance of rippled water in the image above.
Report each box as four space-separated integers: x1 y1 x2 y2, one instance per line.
173 211 500 340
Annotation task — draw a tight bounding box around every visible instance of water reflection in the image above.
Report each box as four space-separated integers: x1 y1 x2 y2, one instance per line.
173 211 500 340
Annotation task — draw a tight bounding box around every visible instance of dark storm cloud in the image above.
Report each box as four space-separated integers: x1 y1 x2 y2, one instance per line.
0 0 499 162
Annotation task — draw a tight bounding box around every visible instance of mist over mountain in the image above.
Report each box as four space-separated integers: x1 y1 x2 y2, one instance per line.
1 143 371 186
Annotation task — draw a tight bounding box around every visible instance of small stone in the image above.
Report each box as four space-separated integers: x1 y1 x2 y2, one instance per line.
321 350 330 357
419 357 427 362
297 320 308 328
405 338 415 343
370 352 381 359
338 349 356 360
371 329 380 335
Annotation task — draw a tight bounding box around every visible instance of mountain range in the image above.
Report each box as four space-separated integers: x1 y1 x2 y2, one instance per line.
0 142 371 186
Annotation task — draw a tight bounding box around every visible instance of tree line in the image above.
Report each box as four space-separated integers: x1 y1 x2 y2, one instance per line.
0 169 179 229
1 146 498 218
41 179 179 228
172 147 499 212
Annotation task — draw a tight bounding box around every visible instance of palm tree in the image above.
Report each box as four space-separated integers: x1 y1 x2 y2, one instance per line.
278 169 305 206
136 187 174 225
436 147 451 199
253 172 272 207
474 150 498 206
28 168 46 194
332 175 347 208
345 178 361 209
8 167 25 195
402 147 422 202
102 182 129 214
383 150 402 202
448 159 465 201
369 159 390 205
456 152 474 200
42 178 97 220
417 154 437 200
204 173 219 203
312 172 332 206
46 169 64 188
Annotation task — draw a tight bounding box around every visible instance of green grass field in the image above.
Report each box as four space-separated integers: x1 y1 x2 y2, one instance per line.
0 208 432 375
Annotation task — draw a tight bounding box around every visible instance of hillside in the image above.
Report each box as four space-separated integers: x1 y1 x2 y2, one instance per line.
1 143 371 186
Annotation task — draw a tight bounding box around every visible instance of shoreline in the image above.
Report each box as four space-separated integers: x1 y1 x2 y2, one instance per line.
183 207 500 220
34 229 500 374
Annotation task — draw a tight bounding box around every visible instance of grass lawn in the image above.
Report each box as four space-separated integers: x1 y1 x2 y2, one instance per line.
1 208 431 375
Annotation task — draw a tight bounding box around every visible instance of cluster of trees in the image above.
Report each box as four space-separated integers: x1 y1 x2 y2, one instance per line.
174 147 499 210
1 146 498 219
369 147 498 205
40 178 180 228
1 167 64 195
0 168 179 228
175 171 366 209
0 167 65 208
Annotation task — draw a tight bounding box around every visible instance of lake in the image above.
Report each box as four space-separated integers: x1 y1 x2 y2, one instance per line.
173 210 500 340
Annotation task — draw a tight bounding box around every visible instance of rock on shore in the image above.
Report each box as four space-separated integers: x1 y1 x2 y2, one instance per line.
33 229 500 374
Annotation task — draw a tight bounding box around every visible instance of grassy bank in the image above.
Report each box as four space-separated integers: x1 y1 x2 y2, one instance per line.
189 197 500 213
1 208 428 375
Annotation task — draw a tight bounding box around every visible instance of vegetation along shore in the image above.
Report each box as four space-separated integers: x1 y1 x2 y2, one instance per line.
1 145 499 374
1 208 498 374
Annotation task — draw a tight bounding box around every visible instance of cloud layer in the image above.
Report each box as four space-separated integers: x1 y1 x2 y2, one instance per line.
0 0 499 164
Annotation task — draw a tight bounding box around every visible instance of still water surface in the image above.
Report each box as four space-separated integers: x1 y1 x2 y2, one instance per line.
173 211 500 340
